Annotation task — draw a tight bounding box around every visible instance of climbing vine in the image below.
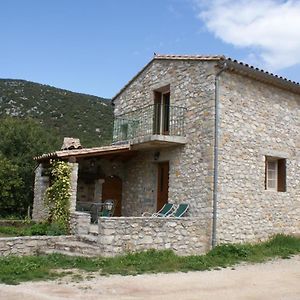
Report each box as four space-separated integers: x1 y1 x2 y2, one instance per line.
45 160 72 232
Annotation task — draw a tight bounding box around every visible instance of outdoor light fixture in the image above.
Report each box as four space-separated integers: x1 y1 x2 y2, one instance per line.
154 151 160 161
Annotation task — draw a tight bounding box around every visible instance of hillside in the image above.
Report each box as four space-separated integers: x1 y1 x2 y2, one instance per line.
0 79 113 148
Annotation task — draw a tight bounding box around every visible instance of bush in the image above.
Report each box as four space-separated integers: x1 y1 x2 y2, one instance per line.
26 223 49 236
46 223 67 236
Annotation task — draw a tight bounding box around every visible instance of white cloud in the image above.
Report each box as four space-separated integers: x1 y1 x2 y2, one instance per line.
195 0 300 70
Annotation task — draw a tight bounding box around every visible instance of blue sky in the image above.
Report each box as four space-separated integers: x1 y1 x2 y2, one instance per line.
1 0 300 98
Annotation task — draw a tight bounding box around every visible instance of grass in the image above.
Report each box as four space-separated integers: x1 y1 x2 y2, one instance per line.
0 234 299 285
0 222 66 237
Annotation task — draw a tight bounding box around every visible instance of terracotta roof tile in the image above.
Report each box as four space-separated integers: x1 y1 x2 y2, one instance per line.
34 144 131 161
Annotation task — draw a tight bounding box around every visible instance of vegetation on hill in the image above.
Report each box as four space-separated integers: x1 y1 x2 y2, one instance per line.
0 79 113 217
0 79 113 147
0 234 299 285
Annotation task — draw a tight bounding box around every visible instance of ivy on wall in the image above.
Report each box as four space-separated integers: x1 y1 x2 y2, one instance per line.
45 160 72 232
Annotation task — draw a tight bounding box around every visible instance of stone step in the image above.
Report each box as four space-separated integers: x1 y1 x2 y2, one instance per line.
78 234 98 245
89 224 98 235
42 249 97 257
50 240 101 256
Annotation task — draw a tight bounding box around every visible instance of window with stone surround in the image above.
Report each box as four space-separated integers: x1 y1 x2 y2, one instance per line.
265 157 286 192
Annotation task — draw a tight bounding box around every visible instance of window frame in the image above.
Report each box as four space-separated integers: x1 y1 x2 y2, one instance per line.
265 156 287 192
266 159 278 191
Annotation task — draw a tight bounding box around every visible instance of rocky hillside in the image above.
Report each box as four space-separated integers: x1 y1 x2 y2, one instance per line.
0 79 113 147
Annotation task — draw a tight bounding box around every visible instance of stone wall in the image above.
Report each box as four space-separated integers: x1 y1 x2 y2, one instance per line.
217 71 300 243
0 236 75 256
114 60 217 225
98 217 210 256
32 164 49 221
69 162 78 212
70 212 91 235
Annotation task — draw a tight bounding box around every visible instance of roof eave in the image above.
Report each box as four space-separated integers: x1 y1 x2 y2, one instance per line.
222 59 300 95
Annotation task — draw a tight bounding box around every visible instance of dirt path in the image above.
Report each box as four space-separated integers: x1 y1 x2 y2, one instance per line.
0 255 299 300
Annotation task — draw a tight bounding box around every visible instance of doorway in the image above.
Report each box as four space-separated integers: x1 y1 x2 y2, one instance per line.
154 91 170 135
102 175 122 216
157 161 169 211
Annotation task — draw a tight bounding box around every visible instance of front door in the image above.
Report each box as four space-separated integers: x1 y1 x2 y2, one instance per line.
157 162 169 211
102 176 122 216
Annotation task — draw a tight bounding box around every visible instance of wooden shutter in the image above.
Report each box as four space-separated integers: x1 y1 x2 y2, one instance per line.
277 159 286 192
153 92 161 134
265 157 267 190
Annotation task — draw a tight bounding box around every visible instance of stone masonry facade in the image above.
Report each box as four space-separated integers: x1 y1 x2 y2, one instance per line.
115 60 217 236
114 57 300 245
217 72 300 243
32 56 299 253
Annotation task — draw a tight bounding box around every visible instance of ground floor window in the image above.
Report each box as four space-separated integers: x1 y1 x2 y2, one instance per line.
265 156 286 192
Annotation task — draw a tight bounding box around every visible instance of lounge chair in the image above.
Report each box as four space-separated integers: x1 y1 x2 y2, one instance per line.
168 203 189 217
142 203 175 217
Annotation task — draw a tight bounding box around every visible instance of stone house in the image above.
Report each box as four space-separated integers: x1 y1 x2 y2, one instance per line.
33 54 300 255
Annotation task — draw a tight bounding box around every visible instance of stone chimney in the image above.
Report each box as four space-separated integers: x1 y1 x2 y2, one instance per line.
61 137 82 150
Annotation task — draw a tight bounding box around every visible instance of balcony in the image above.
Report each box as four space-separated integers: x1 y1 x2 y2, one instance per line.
113 104 187 149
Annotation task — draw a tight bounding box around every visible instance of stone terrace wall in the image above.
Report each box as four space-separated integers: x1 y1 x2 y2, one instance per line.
217 72 300 243
0 236 76 256
98 217 210 256
70 212 91 235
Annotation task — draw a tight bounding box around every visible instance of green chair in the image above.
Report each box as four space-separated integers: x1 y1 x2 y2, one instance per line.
99 199 115 217
142 203 175 217
168 204 189 218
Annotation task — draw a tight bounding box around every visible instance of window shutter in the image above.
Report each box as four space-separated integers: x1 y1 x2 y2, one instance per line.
265 157 267 190
277 159 286 192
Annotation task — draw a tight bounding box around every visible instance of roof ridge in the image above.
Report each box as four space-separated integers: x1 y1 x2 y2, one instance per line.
153 53 225 60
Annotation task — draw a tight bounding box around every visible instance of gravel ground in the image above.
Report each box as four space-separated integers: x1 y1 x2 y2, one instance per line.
0 255 299 300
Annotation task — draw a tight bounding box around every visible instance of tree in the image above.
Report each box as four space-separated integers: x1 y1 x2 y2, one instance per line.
0 154 24 216
0 117 60 217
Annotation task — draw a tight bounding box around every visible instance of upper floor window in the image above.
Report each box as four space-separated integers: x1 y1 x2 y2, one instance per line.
265 156 286 192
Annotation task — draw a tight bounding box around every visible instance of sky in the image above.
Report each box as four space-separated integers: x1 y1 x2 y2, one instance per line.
1 0 300 98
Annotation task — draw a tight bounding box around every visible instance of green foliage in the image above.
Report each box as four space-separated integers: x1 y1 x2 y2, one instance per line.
0 222 67 237
0 234 299 285
0 154 24 213
0 79 113 218
0 117 60 217
45 161 72 231
46 223 67 236
0 79 113 147
0 223 46 237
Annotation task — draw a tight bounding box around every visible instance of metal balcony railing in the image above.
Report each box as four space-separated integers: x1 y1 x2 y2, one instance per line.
113 104 186 143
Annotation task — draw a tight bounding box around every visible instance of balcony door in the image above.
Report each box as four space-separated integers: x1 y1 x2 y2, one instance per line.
154 91 170 135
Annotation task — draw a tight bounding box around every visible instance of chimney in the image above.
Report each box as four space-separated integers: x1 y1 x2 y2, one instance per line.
61 137 82 150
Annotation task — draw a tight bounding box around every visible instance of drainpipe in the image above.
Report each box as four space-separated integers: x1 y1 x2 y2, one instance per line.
212 62 227 248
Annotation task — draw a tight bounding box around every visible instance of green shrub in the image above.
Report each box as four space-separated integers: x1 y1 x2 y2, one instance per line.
26 223 49 236
45 160 71 232
46 223 67 236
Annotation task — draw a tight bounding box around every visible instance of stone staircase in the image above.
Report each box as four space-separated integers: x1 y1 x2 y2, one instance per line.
42 224 101 257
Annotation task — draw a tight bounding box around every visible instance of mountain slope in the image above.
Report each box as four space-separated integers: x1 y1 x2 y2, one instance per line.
0 79 113 148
